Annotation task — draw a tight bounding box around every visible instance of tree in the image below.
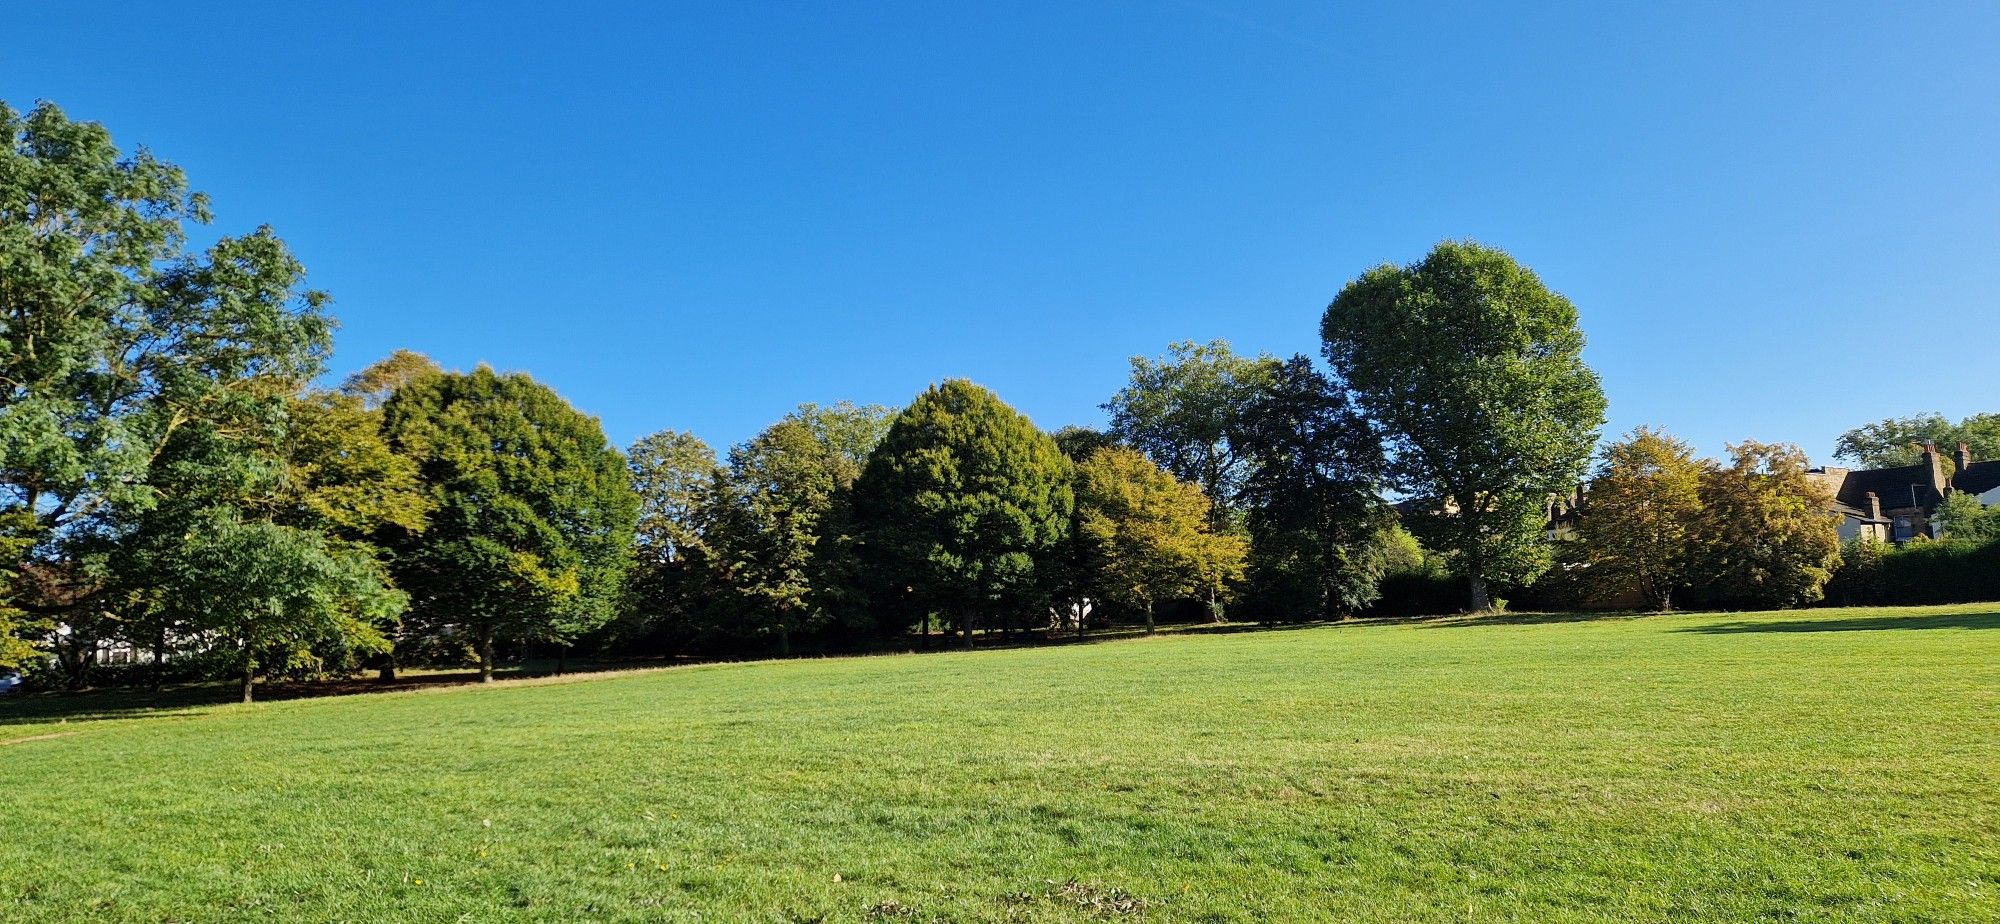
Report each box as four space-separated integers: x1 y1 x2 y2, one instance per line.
619 430 724 652
1105 340 1277 530
1075 448 1246 634
0 511 43 672
153 513 403 702
0 101 334 673
1936 492 2000 543
1572 427 1708 610
785 401 896 472
1834 412 2000 477
268 390 431 680
1692 441 1843 608
1234 356 1392 620
99 383 423 700
384 368 638 681
1321 241 1607 611
851 380 1073 647
1052 425 1118 463
341 349 443 409
705 419 850 654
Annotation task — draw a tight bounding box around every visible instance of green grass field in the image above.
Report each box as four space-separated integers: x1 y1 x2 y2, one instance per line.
4 605 1997 923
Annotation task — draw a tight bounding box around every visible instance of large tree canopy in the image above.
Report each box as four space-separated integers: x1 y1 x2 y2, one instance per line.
851 380 1072 647
1322 240 1606 611
1 101 334 631
384 367 638 681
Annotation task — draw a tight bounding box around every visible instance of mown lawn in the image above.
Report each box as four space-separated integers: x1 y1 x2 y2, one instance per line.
3 605 1997 923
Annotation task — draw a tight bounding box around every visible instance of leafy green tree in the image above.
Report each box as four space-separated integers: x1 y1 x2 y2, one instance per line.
706 419 850 654
1936 492 2000 542
786 401 896 472
1572 428 1708 611
0 101 334 665
384 368 638 681
1234 356 1392 620
1105 340 1278 529
1321 241 1607 611
102 382 421 699
155 512 403 702
1692 441 1843 608
619 430 724 651
268 390 432 680
0 511 43 672
1075 448 1246 634
1834 412 2000 477
852 380 1073 647
629 430 722 567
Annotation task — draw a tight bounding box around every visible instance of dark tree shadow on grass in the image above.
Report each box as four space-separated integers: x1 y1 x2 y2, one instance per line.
1676 611 2000 634
0 658 702 732
1407 610 1648 629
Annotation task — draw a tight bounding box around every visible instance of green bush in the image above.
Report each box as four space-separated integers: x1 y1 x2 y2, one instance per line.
1827 538 2000 606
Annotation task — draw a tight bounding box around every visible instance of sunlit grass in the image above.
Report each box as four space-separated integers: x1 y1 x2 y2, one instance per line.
3 604 1997 922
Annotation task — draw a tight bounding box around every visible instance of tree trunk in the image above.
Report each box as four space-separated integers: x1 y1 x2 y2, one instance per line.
1145 599 1156 636
479 626 496 683
777 625 790 657
1208 586 1224 623
961 614 974 649
240 652 256 704
379 649 398 682
1076 603 1086 640
1468 574 1492 613
151 626 168 693
556 644 568 676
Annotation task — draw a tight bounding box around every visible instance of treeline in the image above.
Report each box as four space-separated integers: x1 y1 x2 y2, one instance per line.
0 102 1614 694
7 101 1991 696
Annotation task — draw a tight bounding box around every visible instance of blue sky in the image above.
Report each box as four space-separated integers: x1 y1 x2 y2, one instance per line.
8 2 1998 460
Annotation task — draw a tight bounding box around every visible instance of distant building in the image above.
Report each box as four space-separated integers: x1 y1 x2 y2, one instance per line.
1807 440 1997 543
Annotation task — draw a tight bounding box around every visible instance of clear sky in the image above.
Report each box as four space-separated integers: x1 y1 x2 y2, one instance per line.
8 2 1998 461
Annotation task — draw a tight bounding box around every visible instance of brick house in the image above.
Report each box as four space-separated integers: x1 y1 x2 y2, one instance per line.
1807 440 1997 543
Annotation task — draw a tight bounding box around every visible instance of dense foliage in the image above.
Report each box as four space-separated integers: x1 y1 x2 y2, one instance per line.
383 368 639 681
8 99 1995 690
1322 241 1607 611
1569 428 1708 611
850 380 1074 647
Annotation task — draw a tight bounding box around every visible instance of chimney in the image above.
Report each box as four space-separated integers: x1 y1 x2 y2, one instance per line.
1866 491 1882 520
1923 440 1945 501
1956 441 1972 481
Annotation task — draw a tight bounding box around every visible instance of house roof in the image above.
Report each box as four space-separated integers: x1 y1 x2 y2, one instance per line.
1829 501 1890 524
1955 460 2000 496
1830 463 1942 513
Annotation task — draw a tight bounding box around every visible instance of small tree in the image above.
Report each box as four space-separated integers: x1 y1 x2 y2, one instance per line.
1692 441 1843 608
1573 427 1708 610
1075 448 1245 633
385 368 638 681
1936 492 2000 542
852 380 1072 647
1322 241 1606 611
161 514 403 702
